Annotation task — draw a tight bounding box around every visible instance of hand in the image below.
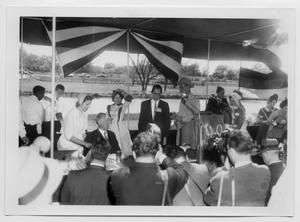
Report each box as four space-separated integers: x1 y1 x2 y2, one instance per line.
84 142 92 149
56 113 63 121
22 137 29 145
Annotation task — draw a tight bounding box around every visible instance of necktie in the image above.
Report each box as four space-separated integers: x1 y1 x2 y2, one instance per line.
103 131 108 140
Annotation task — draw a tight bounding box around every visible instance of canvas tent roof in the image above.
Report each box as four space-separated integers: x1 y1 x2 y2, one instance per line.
20 17 285 85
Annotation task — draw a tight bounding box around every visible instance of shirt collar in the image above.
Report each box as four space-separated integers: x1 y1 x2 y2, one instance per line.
268 160 282 165
234 160 252 168
90 162 105 168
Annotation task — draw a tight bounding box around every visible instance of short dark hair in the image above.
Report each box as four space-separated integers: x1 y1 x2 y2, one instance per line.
216 86 225 94
32 85 45 95
164 145 186 159
202 146 224 167
228 130 253 154
132 132 159 157
151 85 162 93
90 140 111 161
55 84 65 91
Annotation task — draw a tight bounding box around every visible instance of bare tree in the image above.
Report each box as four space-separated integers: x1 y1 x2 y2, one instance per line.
130 54 159 92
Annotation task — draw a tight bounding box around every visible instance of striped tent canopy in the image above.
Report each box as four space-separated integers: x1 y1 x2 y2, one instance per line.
43 21 183 84
23 17 285 86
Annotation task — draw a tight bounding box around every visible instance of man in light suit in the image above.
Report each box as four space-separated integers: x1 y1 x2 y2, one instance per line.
138 85 171 144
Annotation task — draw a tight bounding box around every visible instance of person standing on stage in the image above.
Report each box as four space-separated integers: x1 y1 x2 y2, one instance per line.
138 85 171 145
107 89 133 157
21 85 45 145
40 84 65 154
205 86 230 130
174 77 201 150
227 90 246 130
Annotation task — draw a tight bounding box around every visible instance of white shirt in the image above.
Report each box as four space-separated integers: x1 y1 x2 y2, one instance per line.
98 128 108 140
58 107 88 151
19 106 26 138
21 95 44 125
40 95 65 122
151 99 160 119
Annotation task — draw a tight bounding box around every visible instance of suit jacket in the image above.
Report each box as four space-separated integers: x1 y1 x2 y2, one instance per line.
205 95 229 115
85 129 121 155
138 99 171 138
204 163 270 206
60 165 111 205
109 157 187 205
265 162 285 205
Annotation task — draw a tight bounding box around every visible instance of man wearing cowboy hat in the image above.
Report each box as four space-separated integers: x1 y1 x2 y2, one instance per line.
175 77 201 150
260 138 285 205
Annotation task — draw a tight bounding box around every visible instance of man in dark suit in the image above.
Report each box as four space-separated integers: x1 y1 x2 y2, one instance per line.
84 113 121 156
60 140 112 205
260 139 285 206
138 85 171 144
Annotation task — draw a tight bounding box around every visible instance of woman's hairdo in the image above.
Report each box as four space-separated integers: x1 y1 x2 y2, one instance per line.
268 94 278 103
76 95 93 107
279 98 288 109
112 90 124 101
132 132 160 157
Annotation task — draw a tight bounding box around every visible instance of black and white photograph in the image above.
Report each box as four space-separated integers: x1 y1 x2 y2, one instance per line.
1 2 298 220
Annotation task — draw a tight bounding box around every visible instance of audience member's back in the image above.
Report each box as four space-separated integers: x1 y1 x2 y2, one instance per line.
111 162 164 205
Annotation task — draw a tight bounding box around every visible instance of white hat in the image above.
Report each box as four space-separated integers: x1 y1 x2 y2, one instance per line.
18 147 64 205
31 136 51 154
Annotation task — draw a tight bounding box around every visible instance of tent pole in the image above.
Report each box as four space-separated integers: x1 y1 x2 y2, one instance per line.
20 17 24 103
50 17 56 159
126 30 130 129
238 60 241 91
205 39 211 106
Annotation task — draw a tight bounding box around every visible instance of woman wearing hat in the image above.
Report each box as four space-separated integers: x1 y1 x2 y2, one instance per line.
57 94 93 159
107 89 133 157
175 77 201 150
226 90 246 130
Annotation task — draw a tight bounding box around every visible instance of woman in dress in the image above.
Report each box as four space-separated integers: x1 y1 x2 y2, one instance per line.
227 90 246 130
57 94 93 159
107 89 133 157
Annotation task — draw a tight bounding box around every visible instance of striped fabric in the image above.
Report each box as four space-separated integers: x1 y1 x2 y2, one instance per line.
43 21 183 83
43 22 126 76
130 31 183 84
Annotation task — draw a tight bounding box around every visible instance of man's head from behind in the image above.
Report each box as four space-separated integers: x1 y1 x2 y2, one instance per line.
227 130 253 164
96 113 109 130
32 85 45 101
132 132 159 158
90 140 111 162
